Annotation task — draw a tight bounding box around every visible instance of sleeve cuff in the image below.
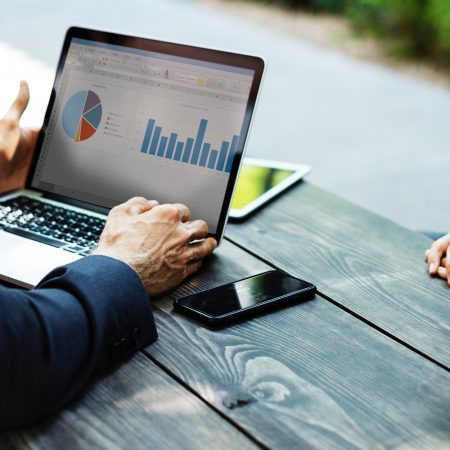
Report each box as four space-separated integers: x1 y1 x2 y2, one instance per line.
37 255 158 373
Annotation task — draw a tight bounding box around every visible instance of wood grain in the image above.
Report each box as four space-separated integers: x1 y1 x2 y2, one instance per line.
226 182 450 368
145 240 450 449
0 352 257 450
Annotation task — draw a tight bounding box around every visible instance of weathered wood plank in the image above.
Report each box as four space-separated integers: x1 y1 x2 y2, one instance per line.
145 239 450 449
226 182 450 368
0 352 257 450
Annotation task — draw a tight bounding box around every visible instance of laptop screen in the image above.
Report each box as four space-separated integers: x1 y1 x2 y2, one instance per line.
31 37 256 233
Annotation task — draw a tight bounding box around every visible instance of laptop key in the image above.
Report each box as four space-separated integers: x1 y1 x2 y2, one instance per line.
64 244 89 254
0 196 106 246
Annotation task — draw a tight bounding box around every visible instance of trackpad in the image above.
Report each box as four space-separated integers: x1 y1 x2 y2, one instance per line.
0 231 81 288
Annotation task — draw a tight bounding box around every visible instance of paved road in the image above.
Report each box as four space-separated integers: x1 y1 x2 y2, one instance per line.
1 0 449 231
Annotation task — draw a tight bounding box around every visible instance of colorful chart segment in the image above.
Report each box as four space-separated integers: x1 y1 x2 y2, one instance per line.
62 90 102 142
140 118 239 173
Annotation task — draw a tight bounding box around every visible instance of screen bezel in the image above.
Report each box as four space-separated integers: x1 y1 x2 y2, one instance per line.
26 26 265 242
175 270 316 321
229 158 311 220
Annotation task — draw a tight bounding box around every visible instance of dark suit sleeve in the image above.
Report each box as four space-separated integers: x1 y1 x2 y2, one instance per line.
0 255 157 430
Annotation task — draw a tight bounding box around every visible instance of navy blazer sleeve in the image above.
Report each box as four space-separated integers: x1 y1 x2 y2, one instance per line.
0 255 157 430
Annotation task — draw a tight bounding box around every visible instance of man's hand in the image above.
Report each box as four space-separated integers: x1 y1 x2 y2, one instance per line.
425 233 450 285
93 197 217 296
0 80 39 194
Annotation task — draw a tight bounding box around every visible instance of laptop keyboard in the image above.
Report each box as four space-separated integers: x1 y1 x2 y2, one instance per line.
0 196 106 255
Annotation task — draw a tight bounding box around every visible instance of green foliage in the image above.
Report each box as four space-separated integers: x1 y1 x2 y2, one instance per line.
345 0 450 64
251 0 450 67
346 0 428 57
427 0 450 62
306 0 346 12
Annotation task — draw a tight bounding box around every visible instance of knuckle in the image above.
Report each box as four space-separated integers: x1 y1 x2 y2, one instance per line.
197 220 208 233
176 203 190 217
164 204 180 219
129 196 147 204
109 205 121 216
189 248 200 261
179 227 192 243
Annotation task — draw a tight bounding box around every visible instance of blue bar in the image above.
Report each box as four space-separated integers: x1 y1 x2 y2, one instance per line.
217 141 229 171
199 143 211 167
140 119 155 154
166 133 177 159
157 136 168 157
182 138 194 163
149 126 162 155
207 150 218 169
190 119 208 165
225 135 239 173
174 141 184 161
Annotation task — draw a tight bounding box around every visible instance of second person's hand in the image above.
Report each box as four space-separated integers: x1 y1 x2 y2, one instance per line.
425 233 450 285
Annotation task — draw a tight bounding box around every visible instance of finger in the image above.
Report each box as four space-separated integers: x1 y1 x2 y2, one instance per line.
447 246 450 286
185 220 208 241
186 237 217 262
441 257 447 268
173 203 191 222
185 260 202 278
427 235 450 274
424 249 430 261
129 199 158 215
5 80 30 121
111 197 156 216
437 266 447 280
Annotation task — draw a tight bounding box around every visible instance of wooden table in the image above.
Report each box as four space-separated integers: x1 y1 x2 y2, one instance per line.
2 182 450 449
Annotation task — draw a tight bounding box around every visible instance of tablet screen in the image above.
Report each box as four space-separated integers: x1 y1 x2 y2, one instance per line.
231 163 295 210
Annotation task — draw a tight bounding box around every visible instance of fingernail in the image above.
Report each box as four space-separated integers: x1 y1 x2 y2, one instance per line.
429 263 436 274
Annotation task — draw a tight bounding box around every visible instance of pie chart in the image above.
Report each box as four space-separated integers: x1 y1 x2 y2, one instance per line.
62 90 102 142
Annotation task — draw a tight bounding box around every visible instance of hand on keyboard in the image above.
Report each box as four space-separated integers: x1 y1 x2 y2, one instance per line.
93 196 217 296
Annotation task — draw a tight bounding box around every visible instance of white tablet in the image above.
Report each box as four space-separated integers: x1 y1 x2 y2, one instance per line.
229 158 311 220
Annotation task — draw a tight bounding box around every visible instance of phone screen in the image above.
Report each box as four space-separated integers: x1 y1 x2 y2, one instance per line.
179 271 312 316
231 164 295 210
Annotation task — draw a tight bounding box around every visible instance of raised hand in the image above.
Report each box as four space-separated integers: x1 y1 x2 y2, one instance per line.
0 80 39 194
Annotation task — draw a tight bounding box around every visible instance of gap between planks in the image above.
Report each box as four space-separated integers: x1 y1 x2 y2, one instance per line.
224 235 450 375
139 348 270 450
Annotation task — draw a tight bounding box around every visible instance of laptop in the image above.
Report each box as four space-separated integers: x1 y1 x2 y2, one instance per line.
0 27 264 288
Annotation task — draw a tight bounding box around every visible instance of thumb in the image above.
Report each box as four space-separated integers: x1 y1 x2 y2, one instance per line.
5 80 30 122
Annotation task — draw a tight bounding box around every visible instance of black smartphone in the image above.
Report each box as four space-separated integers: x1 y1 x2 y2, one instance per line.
173 270 316 326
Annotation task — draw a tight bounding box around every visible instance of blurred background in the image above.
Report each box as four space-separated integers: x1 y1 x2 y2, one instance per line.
1 0 449 232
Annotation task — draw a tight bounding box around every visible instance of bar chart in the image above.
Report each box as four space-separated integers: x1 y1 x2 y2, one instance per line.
140 118 239 173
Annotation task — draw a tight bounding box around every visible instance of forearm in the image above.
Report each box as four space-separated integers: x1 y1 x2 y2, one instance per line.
0 256 157 429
